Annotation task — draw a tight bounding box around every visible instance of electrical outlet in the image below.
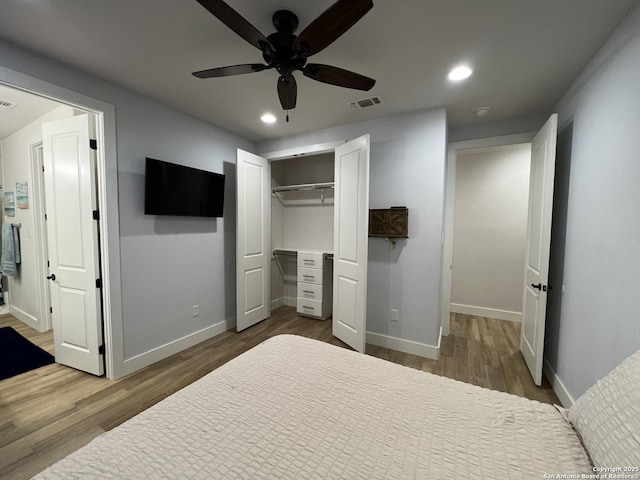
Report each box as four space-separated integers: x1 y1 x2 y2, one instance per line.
390 309 399 321
192 305 199 317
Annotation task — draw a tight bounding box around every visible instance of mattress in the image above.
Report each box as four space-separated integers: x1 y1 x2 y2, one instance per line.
35 335 592 479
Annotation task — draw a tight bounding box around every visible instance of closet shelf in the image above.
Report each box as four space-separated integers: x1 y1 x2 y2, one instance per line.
272 182 334 193
273 248 334 260
272 182 334 205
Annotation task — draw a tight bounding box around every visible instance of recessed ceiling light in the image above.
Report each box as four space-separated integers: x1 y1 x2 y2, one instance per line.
261 113 276 124
448 65 473 82
475 106 490 117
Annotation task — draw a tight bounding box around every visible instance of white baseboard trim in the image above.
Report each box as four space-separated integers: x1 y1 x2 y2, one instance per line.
543 357 575 408
9 305 44 332
272 296 296 308
450 303 522 323
120 317 236 378
366 330 440 360
441 319 450 337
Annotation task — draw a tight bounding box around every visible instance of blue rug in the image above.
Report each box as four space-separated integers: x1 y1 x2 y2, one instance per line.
0 326 55 380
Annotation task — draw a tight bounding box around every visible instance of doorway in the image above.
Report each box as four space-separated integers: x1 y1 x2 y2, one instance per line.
0 68 122 379
442 115 561 386
0 85 104 373
236 138 371 352
441 133 536 336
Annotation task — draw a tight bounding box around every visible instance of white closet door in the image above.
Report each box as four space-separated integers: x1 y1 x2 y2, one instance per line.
332 135 370 352
520 114 558 385
236 149 271 331
42 114 104 376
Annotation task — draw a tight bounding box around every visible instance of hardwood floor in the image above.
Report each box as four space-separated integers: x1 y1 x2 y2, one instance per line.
0 308 558 479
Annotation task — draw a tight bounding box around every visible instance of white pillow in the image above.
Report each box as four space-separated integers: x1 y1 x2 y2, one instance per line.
568 350 640 468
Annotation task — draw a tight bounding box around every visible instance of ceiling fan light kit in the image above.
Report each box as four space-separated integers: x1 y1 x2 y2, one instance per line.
193 0 377 116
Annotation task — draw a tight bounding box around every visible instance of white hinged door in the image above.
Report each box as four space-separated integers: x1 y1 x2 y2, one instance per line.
332 135 370 352
236 149 271 331
520 114 558 385
42 114 104 376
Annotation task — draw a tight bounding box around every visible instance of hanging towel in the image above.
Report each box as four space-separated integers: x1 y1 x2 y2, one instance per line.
12 224 20 265
0 223 19 276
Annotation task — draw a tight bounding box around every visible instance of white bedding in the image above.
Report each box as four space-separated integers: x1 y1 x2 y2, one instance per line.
35 335 592 479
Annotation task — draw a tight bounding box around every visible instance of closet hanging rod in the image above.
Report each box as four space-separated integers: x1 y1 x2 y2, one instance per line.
272 182 334 194
11 223 22 227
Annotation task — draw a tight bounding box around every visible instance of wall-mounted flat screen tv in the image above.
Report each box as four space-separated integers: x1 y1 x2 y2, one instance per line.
144 157 225 217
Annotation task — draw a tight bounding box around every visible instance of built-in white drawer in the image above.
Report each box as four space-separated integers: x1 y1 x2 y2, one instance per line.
298 267 322 285
297 282 322 301
297 251 324 269
297 297 323 318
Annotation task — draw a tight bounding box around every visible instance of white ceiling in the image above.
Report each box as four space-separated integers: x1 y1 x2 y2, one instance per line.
0 84 61 140
0 0 636 141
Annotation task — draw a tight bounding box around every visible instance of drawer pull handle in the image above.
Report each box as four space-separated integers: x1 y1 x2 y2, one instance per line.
303 259 315 264
302 306 314 310
303 275 315 279
303 290 314 294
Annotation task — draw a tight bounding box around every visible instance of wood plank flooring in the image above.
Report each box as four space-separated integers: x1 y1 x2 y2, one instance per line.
0 308 558 479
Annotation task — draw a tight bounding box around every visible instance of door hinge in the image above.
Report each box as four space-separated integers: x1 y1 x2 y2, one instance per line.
50 306 53 314
96 278 102 289
93 210 100 220
44 214 48 221
98 344 105 355
42 165 45 172
89 139 98 150
47 260 50 267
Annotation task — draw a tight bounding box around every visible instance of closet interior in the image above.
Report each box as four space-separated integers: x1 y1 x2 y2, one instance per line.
270 152 334 319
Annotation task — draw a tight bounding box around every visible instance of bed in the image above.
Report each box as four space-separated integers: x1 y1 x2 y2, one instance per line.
35 335 640 479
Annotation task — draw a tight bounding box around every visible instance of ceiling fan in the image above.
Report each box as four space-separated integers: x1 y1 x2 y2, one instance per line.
192 0 376 116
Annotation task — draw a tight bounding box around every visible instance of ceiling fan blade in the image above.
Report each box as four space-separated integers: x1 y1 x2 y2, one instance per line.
195 0 274 54
303 64 375 91
192 63 272 78
277 75 297 110
292 0 373 57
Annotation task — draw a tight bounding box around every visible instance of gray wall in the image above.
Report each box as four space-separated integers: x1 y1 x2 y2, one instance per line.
449 113 547 143
0 40 255 361
546 4 640 398
259 108 447 348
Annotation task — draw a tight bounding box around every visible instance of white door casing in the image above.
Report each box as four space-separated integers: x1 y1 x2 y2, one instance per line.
236 149 271 331
332 134 370 352
42 114 104 376
520 114 558 385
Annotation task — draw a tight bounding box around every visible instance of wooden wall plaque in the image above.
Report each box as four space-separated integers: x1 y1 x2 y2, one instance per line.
368 207 408 238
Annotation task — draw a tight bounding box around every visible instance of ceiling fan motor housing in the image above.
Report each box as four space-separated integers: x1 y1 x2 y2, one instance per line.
264 11 308 75
272 10 298 34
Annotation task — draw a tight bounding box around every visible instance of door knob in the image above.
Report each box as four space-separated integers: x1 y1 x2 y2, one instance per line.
47 274 56 281
531 283 542 290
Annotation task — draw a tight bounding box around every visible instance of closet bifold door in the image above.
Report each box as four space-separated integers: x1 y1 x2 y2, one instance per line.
236 149 271 331
332 134 370 352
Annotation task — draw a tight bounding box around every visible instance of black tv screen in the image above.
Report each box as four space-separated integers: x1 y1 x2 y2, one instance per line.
144 158 225 217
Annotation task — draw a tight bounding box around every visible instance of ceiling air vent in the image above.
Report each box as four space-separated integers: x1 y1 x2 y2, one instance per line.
0 99 18 110
349 95 383 110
